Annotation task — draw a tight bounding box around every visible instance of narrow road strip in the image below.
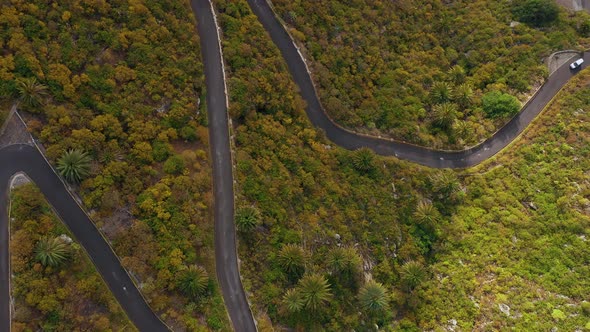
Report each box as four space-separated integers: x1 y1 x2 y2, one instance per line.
190 0 258 331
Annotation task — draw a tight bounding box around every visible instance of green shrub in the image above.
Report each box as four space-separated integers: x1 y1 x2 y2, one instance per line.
482 91 520 118
163 154 185 174
551 309 566 321
152 141 173 162
180 125 198 141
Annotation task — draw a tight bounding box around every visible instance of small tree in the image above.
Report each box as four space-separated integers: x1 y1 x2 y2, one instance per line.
35 237 69 267
327 247 362 286
177 265 209 298
452 83 474 108
351 147 376 174
298 274 333 311
358 280 389 313
430 81 453 104
235 206 261 233
277 244 306 280
282 288 304 313
447 65 465 84
414 200 441 225
431 102 458 129
16 77 47 108
57 149 92 183
482 91 520 118
512 0 559 27
400 261 427 292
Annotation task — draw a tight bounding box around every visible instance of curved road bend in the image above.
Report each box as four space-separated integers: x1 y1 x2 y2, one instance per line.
247 0 590 169
0 144 168 331
190 0 258 331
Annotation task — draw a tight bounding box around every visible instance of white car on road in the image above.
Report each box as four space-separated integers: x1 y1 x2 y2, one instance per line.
570 58 584 70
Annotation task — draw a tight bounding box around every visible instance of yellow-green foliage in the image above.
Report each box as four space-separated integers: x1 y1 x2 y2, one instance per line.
416 71 590 330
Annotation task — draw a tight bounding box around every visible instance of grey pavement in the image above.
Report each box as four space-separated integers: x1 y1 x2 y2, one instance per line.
190 0 257 331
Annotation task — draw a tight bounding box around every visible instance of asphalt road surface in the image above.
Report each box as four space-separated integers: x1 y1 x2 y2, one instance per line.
0 144 169 332
190 0 257 331
246 0 590 168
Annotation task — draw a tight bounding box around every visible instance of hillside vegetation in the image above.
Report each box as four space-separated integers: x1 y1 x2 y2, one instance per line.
215 0 462 329
416 69 590 330
0 1 228 329
10 183 133 331
270 0 590 148
216 0 590 329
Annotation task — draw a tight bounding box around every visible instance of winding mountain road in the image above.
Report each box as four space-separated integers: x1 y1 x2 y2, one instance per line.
1 1 589 332
0 144 169 331
246 0 590 168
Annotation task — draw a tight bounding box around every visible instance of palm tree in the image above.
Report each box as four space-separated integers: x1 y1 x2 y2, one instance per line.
430 170 461 199
414 200 440 225
358 280 389 312
177 265 209 298
452 119 472 140
447 65 465 84
16 77 48 108
282 288 304 313
327 247 362 281
400 261 427 292
34 237 69 267
351 148 375 173
431 102 458 129
57 149 92 183
430 81 453 104
277 244 306 279
452 83 474 108
298 274 332 311
235 206 261 233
